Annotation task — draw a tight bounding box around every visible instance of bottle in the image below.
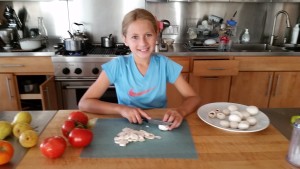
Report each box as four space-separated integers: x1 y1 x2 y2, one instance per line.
37 17 48 46
241 28 250 44
287 119 300 167
291 24 299 44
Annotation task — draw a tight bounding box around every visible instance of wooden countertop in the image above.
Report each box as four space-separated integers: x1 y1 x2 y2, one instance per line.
17 109 297 169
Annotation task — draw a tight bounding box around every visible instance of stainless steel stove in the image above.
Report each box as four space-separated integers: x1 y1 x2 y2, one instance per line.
52 43 130 109
52 43 130 79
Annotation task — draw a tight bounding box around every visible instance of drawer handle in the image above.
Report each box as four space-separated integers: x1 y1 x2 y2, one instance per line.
273 75 280 96
265 74 273 96
43 87 51 110
0 64 25 67
207 68 225 70
6 77 14 99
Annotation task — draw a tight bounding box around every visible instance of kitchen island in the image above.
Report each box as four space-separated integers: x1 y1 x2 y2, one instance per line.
16 109 298 169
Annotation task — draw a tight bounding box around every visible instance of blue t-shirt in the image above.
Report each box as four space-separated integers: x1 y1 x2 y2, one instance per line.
102 53 182 109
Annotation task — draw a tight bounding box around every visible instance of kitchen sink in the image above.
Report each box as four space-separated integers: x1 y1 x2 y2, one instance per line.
231 43 286 52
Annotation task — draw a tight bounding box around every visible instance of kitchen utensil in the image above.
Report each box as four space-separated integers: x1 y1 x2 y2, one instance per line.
142 117 173 126
3 5 22 29
64 31 83 51
19 37 42 50
204 39 217 45
73 22 85 38
287 119 300 167
231 10 237 20
163 38 175 46
197 102 270 133
64 38 82 51
161 19 170 28
101 34 114 48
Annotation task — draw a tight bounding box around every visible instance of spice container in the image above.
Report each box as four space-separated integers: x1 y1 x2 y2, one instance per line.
287 119 300 167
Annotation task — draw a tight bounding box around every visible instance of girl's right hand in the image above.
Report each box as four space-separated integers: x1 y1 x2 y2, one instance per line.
119 106 151 124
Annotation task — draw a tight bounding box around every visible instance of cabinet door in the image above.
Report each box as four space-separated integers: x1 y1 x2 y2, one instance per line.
0 74 20 111
167 73 189 108
229 72 272 108
189 74 231 106
269 72 300 108
40 76 58 110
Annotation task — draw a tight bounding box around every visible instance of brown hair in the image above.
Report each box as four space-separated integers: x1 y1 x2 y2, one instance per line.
122 8 158 36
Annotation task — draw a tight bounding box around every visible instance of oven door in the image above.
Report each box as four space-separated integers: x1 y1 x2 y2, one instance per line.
56 79 117 109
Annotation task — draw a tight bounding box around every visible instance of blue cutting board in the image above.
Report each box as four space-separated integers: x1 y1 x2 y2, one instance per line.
80 118 198 159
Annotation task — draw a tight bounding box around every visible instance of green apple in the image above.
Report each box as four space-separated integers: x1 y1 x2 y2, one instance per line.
13 122 32 138
12 111 32 125
0 121 12 140
19 130 38 148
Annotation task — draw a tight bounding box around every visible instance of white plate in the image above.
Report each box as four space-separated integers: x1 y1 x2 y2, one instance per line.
197 102 270 133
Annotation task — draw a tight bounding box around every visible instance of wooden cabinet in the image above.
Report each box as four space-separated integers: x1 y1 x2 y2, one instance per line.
166 57 190 108
0 74 20 110
189 58 239 106
0 57 58 111
230 56 300 108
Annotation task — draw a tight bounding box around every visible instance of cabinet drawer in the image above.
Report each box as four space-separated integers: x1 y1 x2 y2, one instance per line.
193 60 239 76
0 57 54 74
235 56 300 71
169 57 190 73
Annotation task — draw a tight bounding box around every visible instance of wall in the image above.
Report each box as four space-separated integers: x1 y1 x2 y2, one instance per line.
0 0 145 43
0 1 299 45
146 2 300 44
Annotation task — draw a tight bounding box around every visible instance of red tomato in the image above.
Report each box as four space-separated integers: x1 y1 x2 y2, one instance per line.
68 128 93 148
61 120 76 138
68 111 88 126
0 140 14 165
40 136 67 159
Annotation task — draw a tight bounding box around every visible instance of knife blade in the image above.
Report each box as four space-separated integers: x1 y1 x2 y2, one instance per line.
142 118 172 126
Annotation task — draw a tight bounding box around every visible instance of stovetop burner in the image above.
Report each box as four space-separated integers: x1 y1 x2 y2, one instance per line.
55 43 131 56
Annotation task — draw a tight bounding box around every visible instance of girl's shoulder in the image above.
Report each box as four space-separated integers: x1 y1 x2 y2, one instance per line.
110 54 132 64
151 53 170 62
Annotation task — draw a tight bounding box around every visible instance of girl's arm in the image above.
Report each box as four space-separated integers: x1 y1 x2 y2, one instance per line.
78 71 150 123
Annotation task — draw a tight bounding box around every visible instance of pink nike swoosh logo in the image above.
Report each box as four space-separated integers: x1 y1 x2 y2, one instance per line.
128 88 155 97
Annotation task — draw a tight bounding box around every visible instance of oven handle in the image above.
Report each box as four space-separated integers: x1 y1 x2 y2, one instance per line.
64 85 115 89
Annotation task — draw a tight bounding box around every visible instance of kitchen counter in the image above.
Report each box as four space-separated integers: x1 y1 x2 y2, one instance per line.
158 44 300 57
16 109 298 169
1 43 300 57
262 108 300 140
0 111 57 169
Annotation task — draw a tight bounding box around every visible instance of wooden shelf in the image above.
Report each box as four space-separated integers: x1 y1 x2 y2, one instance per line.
20 93 42 100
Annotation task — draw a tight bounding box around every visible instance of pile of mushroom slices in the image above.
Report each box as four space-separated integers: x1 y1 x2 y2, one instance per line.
114 128 162 147
208 105 259 130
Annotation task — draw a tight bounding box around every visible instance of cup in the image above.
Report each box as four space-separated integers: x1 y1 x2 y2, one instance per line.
287 119 300 167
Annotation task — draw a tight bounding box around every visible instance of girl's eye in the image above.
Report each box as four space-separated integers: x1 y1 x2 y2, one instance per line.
146 33 153 37
131 36 138 40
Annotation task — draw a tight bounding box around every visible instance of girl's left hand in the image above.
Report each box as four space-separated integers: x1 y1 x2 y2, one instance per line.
162 109 183 130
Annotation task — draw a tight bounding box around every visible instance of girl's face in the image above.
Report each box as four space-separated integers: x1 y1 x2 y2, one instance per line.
123 19 158 60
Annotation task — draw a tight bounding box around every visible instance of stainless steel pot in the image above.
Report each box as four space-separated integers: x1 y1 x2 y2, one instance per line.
63 30 84 51
101 34 114 48
64 38 82 51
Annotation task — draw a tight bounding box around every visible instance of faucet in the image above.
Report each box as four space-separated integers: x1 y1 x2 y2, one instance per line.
269 10 291 46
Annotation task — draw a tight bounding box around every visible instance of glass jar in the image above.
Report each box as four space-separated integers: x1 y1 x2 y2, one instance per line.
37 17 48 46
287 119 300 167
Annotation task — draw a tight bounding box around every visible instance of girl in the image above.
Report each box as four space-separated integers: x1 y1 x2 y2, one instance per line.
78 8 201 130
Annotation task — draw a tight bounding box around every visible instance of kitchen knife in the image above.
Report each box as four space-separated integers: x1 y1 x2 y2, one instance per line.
142 117 172 126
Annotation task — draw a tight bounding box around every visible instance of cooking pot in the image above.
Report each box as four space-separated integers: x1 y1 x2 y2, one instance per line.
64 38 82 51
101 34 114 48
63 30 86 51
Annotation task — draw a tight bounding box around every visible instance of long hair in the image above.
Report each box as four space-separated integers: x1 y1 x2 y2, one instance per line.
122 8 158 36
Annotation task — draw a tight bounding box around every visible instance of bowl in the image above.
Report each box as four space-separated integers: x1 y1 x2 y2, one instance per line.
163 38 175 46
19 38 42 50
